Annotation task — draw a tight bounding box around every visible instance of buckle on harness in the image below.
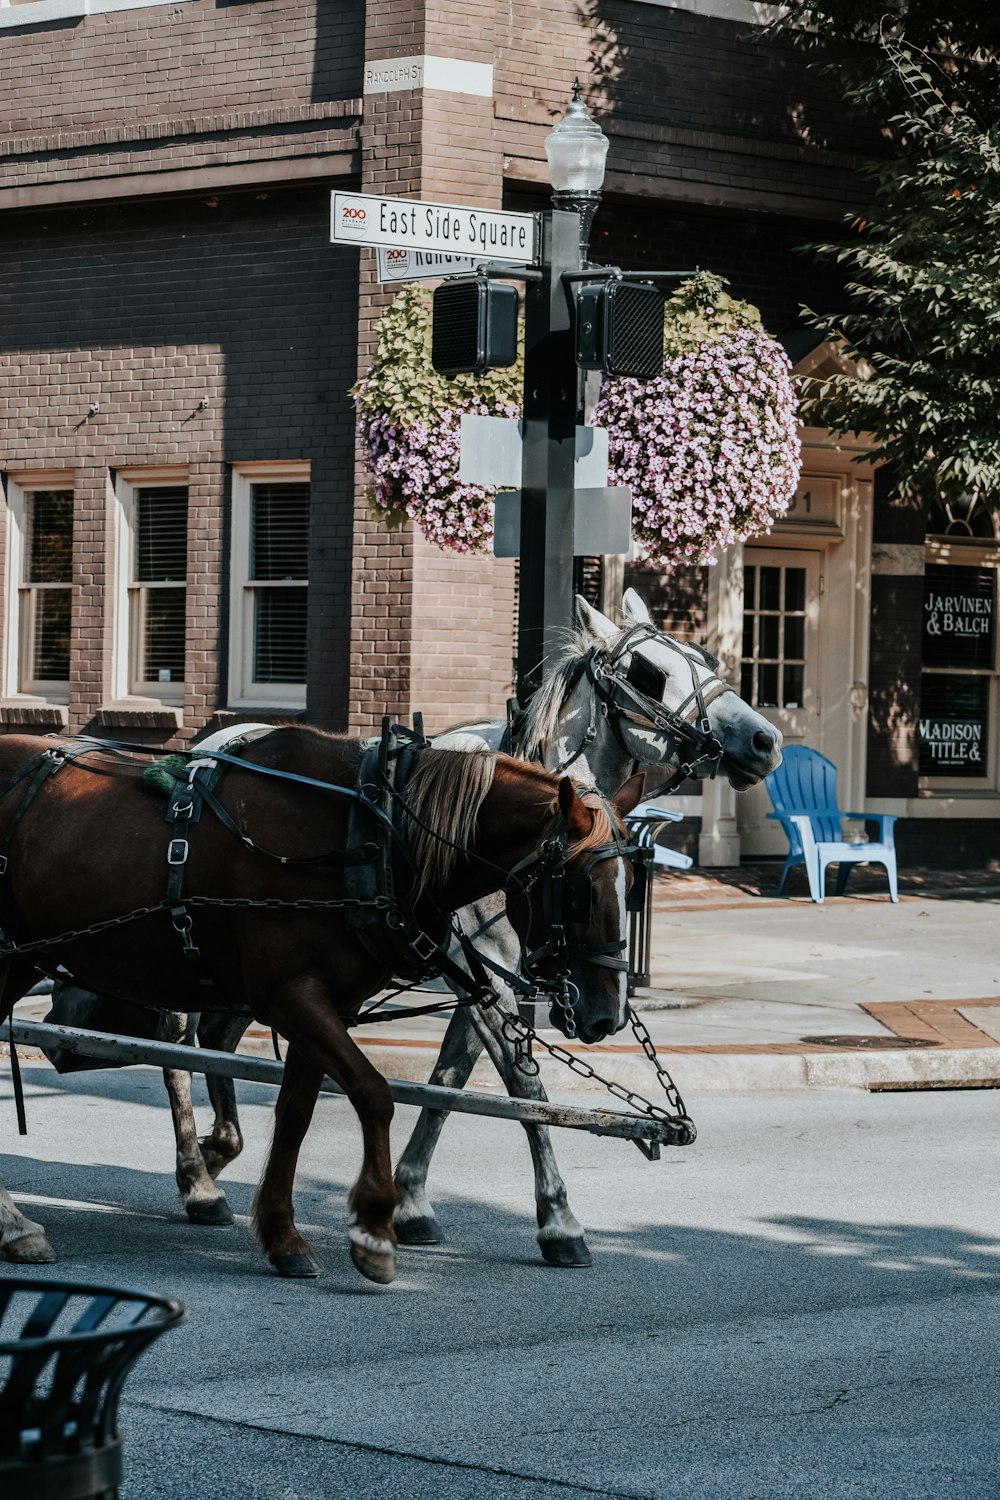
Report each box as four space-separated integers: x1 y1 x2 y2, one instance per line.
410 930 440 965
167 838 189 865
0 856 7 876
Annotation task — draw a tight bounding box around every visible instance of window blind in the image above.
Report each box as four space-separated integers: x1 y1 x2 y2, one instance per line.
136 487 188 583
250 482 309 684
26 491 73 682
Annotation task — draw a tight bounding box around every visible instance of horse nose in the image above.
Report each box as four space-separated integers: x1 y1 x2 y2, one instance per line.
754 726 780 757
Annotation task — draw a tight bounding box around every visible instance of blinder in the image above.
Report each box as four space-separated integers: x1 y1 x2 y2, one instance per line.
625 651 666 706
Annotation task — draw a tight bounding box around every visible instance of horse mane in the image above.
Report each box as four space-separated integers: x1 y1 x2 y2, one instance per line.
570 790 622 863
402 749 498 891
512 627 594 762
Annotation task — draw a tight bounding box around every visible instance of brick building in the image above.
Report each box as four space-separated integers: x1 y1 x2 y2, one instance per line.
1 0 994 864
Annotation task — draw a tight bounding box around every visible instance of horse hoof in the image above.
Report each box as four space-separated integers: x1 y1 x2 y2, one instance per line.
394 1214 442 1246
3 1233 57 1265
350 1243 397 1284
269 1251 322 1279
349 1226 396 1284
539 1235 593 1269
185 1198 234 1227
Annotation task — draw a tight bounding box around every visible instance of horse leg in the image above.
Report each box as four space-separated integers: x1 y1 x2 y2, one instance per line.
0 959 56 1262
161 1013 234 1227
194 1011 248 1180
255 979 396 1284
393 1005 486 1246
469 1005 592 1269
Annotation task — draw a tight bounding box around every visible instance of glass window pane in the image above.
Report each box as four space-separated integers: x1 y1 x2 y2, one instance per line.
759 567 781 611
33 588 71 681
744 566 756 610
760 615 780 659
758 663 779 707
784 616 805 661
254 588 308 682
27 492 73 584
740 663 753 702
742 617 754 658
136 488 188 582
143 587 186 682
784 568 806 613
919 673 989 778
782 664 804 708
251 484 310 582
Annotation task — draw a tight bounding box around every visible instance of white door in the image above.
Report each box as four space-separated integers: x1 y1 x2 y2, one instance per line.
737 547 823 856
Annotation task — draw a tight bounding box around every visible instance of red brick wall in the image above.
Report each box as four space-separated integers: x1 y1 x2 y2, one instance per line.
0 0 362 134
0 188 358 742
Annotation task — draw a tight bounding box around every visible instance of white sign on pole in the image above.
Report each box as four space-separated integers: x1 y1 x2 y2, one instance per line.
331 191 539 263
376 247 482 283
492 489 633 558
459 415 609 489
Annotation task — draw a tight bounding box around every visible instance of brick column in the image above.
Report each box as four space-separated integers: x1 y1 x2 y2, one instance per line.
350 0 517 735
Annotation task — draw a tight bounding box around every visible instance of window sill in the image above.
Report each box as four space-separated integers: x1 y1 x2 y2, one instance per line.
210 709 306 731
93 702 183 731
0 701 69 729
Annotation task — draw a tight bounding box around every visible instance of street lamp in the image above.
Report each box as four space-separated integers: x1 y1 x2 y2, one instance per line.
544 79 610 263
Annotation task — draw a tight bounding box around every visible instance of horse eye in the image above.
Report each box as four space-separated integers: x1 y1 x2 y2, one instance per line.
626 655 666 702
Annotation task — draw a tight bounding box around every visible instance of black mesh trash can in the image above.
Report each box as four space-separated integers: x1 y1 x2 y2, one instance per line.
0 1279 186 1500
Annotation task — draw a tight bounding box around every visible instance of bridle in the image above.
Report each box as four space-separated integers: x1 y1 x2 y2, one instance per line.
554 622 734 798
503 796 640 1039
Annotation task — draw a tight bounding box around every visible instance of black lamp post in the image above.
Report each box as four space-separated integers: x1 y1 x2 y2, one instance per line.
516 84 609 703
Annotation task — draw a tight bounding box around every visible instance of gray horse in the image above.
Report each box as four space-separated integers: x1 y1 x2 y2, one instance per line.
0 590 780 1266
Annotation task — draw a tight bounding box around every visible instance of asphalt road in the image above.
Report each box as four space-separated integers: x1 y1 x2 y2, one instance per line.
2 1063 999 1499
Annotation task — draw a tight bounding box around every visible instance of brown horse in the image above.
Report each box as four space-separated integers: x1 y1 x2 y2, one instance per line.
0 727 642 1283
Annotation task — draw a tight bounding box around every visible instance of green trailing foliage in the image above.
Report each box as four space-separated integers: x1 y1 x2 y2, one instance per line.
775 23 1000 504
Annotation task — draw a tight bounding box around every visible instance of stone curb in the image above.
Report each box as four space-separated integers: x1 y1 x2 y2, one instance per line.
347 1040 1000 1096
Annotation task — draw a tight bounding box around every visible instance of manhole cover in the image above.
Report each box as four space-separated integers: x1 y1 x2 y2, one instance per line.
801 1035 935 1050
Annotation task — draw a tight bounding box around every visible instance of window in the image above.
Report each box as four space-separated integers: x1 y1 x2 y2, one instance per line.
229 466 310 708
113 474 188 705
919 562 996 784
3 480 74 703
740 562 807 709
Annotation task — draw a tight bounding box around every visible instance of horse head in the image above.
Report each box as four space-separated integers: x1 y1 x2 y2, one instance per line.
575 590 782 791
504 771 645 1044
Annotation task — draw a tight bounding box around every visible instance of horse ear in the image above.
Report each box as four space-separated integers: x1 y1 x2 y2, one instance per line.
612 772 646 818
575 594 619 646
621 588 652 626
557 776 577 818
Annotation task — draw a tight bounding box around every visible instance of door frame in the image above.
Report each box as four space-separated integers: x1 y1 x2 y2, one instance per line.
698 431 874 865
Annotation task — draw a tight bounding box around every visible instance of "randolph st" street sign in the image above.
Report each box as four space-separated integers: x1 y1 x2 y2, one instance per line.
331 191 539 263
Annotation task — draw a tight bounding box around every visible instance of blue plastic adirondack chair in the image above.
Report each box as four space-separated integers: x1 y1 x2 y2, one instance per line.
765 745 899 904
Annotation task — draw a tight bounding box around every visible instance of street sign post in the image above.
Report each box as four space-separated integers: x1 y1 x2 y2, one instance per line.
332 191 538 263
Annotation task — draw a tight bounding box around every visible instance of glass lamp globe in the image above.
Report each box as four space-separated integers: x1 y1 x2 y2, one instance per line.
544 80 609 195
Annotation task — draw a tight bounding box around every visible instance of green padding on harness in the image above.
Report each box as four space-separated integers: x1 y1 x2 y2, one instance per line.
142 751 229 798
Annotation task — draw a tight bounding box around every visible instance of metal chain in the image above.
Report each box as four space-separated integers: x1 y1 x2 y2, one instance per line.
0 893 395 960
479 993 696 1146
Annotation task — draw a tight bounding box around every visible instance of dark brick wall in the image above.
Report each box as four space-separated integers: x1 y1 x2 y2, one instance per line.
897 819 1000 871
0 186 358 740
0 0 363 134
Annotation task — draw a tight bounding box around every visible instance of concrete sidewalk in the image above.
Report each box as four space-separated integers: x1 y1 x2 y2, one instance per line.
9 864 1000 1098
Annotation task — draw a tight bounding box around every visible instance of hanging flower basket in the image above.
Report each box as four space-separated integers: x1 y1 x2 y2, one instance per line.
355 274 800 565
354 285 521 555
595 275 801 568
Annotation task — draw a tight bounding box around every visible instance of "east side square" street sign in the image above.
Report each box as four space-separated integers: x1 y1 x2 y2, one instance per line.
331 191 539 264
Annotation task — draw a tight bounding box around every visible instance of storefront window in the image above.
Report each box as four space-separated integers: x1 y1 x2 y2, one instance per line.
919 562 996 782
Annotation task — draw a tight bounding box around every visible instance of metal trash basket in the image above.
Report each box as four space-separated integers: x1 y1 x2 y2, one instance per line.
624 805 692 995
0 1279 186 1500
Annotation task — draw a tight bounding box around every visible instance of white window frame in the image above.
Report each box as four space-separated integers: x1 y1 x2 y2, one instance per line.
229 463 310 711
2 471 74 706
112 468 189 708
